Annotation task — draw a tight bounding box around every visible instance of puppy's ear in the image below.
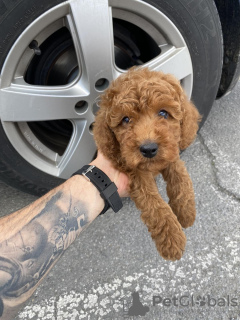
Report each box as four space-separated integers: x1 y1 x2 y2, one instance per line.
179 93 201 150
93 107 121 164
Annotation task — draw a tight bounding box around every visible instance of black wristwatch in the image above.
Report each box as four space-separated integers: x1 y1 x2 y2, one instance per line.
72 165 123 214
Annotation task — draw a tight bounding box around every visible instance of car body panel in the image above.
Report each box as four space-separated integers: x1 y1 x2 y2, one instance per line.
214 0 240 97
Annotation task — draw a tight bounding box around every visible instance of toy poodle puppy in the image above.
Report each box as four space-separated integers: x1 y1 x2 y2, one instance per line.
93 67 201 261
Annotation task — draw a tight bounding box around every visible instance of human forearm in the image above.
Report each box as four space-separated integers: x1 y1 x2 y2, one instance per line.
0 175 104 319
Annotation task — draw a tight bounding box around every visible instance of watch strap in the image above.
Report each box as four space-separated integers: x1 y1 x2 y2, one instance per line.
72 165 123 214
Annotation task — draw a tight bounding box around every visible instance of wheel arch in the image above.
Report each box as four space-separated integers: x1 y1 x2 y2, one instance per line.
214 0 240 97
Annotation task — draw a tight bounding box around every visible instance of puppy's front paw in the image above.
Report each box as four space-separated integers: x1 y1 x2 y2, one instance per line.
169 199 196 229
153 215 186 261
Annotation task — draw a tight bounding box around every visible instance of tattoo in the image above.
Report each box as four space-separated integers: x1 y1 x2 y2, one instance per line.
0 190 89 316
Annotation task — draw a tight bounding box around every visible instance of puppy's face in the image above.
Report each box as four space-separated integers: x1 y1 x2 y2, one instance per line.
94 68 201 172
107 86 182 171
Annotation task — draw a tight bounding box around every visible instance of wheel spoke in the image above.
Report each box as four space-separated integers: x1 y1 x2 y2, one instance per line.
68 0 117 89
57 120 96 178
145 45 192 80
0 79 89 122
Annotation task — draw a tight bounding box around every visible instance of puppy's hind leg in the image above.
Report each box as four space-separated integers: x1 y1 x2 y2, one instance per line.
129 171 186 261
161 159 196 228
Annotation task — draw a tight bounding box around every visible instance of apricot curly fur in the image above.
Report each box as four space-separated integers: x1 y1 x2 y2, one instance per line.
93 67 201 261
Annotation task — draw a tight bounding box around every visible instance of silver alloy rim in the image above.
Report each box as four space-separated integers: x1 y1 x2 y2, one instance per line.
0 0 193 179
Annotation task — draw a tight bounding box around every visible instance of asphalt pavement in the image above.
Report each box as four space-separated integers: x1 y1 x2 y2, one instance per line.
1 80 240 320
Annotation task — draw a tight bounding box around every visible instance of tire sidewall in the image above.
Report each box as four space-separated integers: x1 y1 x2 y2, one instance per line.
144 0 223 120
0 0 66 195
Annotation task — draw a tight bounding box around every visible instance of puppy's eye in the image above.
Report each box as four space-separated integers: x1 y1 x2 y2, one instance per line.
158 110 168 119
122 116 130 124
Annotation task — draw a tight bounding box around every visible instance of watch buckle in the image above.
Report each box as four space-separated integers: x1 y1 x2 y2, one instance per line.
82 165 95 181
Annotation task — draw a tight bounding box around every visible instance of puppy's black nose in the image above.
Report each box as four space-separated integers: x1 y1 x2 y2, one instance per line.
140 143 158 158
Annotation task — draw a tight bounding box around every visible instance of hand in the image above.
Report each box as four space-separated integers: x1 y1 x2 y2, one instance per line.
90 152 129 197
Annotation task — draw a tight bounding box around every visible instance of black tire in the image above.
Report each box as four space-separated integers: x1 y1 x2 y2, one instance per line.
146 0 223 121
0 0 223 196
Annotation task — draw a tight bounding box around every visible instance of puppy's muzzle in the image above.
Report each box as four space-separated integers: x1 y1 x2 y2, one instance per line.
140 142 158 158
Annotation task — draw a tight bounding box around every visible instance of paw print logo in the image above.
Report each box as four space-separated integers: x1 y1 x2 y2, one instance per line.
121 291 150 318
195 295 206 307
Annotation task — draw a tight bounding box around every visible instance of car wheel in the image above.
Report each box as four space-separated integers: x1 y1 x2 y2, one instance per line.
0 0 223 195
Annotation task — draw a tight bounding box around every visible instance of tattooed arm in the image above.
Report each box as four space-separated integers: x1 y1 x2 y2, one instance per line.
0 153 128 320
